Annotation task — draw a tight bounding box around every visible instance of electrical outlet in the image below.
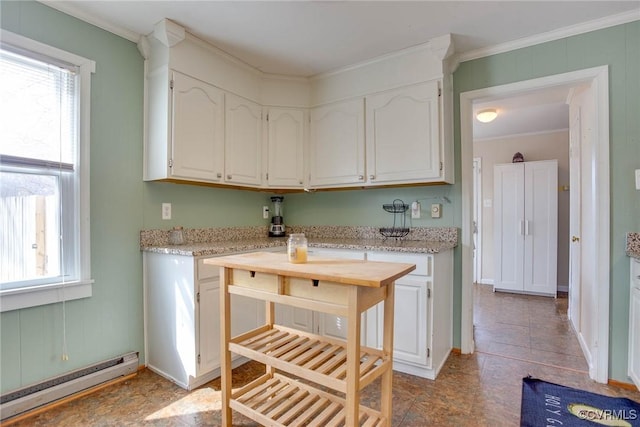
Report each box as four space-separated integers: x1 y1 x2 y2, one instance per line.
162 203 171 220
431 203 442 218
262 206 269 219
411 201 421 219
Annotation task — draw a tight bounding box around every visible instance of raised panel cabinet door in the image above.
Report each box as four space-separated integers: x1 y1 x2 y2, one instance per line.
197 279 220 375
494 163 526 292
171 71 224 182
309 98 365 187
392 277 428 366
225 93 263 186
267 108 305 188
231 294 262 338
275 304 315 333
365 81 441 184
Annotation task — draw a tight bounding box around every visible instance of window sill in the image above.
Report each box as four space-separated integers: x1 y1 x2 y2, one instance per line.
0 280 93 312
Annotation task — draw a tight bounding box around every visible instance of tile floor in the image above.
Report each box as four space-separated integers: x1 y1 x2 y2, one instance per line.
7 284 639 426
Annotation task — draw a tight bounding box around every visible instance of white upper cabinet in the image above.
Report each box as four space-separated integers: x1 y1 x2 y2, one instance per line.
142 25 454 190
224 93 263 186
309 99 365 188
365 81 441 185
171 71 225 182
265 108 305 188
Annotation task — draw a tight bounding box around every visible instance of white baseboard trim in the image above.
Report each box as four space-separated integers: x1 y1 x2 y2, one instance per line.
478 279 494 285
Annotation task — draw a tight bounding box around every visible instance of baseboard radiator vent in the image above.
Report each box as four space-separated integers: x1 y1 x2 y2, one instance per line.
0 351 138 421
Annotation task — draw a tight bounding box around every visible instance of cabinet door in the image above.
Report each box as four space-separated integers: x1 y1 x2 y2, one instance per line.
231 294 263 337
365 81 441 184
197 279 220 375
309 99 365 187
392 277 429 366
494 163 525 292
522 160 557 295
171 71 225 182
312 249 365 340
266 108 305 188
225 93 263 186
629 285 640 390
275 304 315 333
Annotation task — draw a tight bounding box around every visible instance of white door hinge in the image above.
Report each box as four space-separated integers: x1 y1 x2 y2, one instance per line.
438 88 442 97
197 354 201 364
197 292 200 303
266 113 269 122
427 288 431 299
427 348 430 358
168 159 173 168
439 162 443 171
170 80 174 90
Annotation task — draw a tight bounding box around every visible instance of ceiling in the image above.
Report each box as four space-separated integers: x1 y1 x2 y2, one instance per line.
44 1 639 139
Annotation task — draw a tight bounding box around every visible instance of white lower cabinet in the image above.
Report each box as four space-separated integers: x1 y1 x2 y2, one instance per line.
275 248 453 380
144 252 264 390
367 251 453 379
275 248 366 341
145 247 453 387
629 258 640 390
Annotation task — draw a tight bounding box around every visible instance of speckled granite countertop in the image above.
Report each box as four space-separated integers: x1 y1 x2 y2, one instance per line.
141 226 458 257
627 232 640 259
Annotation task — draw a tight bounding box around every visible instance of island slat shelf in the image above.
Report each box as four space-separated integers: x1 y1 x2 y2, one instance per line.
205 252 415 427
229 324 390 393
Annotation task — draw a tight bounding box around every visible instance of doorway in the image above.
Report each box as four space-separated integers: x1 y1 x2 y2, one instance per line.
460 66 611 383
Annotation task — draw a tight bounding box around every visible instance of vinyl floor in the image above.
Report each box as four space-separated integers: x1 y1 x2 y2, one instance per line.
8 284 639 426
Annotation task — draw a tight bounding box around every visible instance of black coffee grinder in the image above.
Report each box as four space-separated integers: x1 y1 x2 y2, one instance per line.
268 196 285 237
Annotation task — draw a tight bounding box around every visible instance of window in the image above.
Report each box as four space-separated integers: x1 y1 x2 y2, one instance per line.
0 30 95 311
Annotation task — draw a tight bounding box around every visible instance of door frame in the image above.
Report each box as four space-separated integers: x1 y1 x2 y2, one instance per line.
459 66 610 383
472 157 483 284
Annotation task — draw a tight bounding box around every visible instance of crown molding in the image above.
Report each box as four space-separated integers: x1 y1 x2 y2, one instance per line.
455 9 639 65
473 127 569 143
38 1 141 43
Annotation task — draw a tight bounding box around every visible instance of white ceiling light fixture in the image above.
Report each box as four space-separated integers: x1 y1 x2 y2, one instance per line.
476 108 498 123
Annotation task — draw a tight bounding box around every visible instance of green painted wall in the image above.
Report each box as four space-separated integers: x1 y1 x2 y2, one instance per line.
453 21 640 381
1 1 637 393
0 1 146 392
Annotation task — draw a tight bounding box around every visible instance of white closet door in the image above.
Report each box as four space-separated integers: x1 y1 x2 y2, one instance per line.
523 160 558 295
494 163 525 292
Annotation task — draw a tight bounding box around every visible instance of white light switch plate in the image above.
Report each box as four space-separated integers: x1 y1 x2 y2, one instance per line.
635 169 640 190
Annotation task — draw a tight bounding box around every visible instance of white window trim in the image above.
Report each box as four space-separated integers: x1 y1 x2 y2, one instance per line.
0 30 95 312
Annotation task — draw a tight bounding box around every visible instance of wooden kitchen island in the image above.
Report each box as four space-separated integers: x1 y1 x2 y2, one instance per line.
205 251 415 427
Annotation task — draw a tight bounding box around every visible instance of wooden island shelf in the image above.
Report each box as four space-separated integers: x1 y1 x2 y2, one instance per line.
205 251 415 427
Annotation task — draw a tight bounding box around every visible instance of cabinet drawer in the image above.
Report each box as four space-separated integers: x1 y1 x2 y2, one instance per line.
367 252 432 276
232 270 279 293
198 258 220 280
632 258 640 287
230 269 384 307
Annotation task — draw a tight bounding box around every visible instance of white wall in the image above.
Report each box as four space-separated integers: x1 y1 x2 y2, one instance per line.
474 130 569 289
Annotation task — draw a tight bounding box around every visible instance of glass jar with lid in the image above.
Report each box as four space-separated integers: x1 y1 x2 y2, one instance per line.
287 233 308 263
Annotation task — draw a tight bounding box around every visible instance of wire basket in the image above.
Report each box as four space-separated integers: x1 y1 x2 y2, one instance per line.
379 199 410 239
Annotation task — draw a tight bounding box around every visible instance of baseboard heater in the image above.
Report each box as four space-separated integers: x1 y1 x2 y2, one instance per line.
0 351 138 421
